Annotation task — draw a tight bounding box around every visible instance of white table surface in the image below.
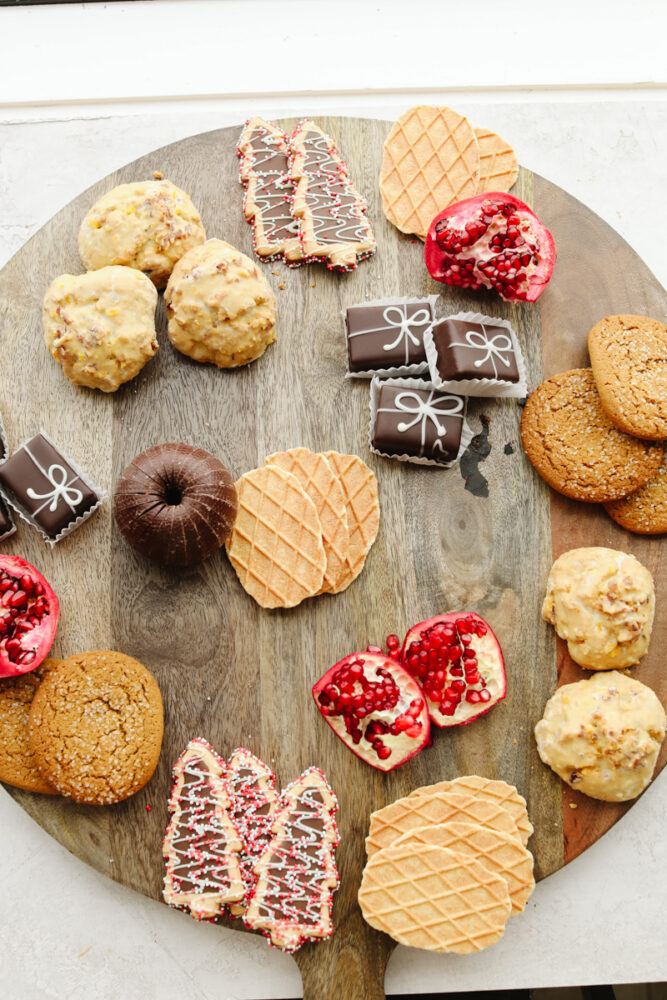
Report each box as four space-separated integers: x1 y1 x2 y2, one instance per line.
1 3 667 998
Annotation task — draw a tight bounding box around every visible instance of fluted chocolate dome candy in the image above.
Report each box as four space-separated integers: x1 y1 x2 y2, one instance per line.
114 444 238 567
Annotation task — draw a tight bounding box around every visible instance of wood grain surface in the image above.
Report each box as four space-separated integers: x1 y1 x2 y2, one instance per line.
0 118 665 1000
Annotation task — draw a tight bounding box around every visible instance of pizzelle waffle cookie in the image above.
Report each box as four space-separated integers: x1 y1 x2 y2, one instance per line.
360 775 533 951
379 105 481 239
413 775 533 846
393 822 534 914
366 789 521 859
227 450 379 607
322 452 380 593
264 448 349 593
358 844 511 953
226 464 326 609
474 127 519 194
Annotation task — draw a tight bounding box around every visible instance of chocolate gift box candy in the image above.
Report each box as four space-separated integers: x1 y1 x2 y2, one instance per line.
423 311 528 398
369 376 472 467
0 412 15 540
0 431 104 544
344 297 437 378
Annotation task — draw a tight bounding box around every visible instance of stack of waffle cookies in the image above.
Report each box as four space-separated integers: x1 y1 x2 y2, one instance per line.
225 448 379 608
358 775 534 953
379 105 519 239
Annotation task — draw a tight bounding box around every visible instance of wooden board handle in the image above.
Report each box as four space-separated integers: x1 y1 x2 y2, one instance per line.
294 916 392 1000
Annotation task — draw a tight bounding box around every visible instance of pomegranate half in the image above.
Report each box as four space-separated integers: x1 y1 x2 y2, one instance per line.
424 192 556 302
0 555 59 678
312 648 430 771
399 612 506 728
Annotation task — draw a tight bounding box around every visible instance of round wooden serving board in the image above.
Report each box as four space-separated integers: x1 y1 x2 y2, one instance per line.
0 118 666 1000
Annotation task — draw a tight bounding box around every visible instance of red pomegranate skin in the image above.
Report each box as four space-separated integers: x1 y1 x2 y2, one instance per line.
424 192 556 303
0 555 59 678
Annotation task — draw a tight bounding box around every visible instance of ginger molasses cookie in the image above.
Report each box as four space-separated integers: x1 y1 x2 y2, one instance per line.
29 650 163 804
165 239 276 368
588 314 667 440
43 266 158 392
605 453 667 535
78 180 206 289
0 658 61 794
520 368 662 502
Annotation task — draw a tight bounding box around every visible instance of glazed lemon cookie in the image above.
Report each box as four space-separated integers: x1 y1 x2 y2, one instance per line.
0 658 62 794
78 180 206 289
43 266 158 392
520 369 662 502
542 547 654 670
588 314 667 440
29 650 163 804
535 671 666 801
165 239 277 368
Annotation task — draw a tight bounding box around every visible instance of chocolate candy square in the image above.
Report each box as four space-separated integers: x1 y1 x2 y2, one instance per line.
0 433 101 541
430 318 520 383
371 381 466 465
345 299 435 374
0 498 14 540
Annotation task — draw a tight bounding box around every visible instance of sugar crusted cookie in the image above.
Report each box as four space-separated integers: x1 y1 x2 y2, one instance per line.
521 368 662 502
605 452 667 535
0 658 62 794
588 314 667 440
28 650 163 804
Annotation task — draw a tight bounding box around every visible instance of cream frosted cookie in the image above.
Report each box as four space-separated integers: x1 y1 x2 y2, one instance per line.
542 547 654 670
78 180 206 289
43 266 158 392
535 671 666 801
164 239 277 368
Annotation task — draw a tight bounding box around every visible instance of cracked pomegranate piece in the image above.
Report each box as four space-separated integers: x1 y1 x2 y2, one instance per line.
312 649 430 771
424 193 556 302
399 613 506 728
0 556 59 678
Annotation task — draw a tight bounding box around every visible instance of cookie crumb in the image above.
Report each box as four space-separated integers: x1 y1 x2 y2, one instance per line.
77 947 92 959
278 283 285 291
153 171 163 179
311 282 316 288
271 270 281 276
569 802 578 809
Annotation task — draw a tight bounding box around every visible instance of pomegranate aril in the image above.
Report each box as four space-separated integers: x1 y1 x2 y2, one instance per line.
5 638 21 658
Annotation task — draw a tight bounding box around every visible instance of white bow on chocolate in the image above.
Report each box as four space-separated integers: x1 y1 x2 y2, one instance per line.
349 304 431 366
26 464 83 514
450 326 514 379
379 389 464 456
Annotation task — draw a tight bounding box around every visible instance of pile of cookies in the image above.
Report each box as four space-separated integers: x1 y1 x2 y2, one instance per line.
521 314 667 535
163 738 339 952
45 181 277 393
225 448 379 607
0 650 163 804
379 105 519 239
535 546 666 802
237 117 376 270
358 776 534 953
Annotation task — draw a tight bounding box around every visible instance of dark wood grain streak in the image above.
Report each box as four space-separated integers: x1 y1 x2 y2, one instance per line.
0 120 664 999
533 174 667 864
